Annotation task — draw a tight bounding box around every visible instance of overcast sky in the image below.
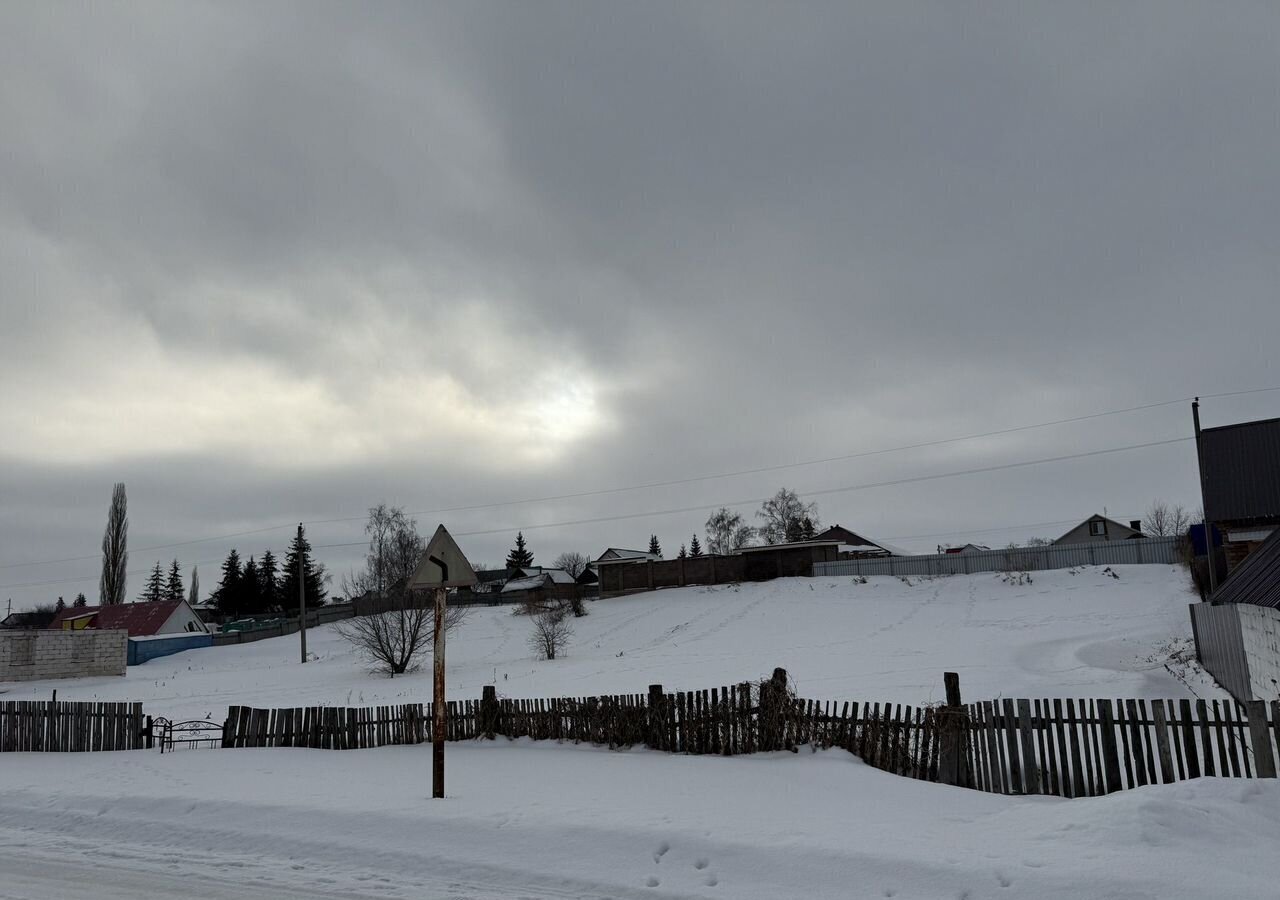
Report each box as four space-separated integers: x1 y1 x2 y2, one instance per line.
3 3 1279 610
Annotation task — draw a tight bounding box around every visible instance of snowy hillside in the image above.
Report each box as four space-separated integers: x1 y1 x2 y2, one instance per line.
3 565 1218 721
4 564 1276 900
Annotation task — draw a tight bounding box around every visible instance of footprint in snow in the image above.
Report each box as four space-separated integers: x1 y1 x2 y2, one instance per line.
653 842 670 863
693 858 709 870
646 876 660 887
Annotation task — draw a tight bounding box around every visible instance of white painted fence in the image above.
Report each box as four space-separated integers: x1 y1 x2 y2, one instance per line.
813 535 1182 578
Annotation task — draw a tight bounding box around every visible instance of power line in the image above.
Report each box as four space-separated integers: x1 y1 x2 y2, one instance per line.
384 436 1193 540
0 523 302 571
0 555 229 592
882 517 1136 543
2 383 1273 574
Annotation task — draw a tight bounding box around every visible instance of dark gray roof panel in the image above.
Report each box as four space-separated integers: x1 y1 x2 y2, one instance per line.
1212 527 1280 609
1201 416 1280 524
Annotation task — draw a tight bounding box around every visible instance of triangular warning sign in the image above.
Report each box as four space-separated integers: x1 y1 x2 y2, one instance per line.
408 524 478 589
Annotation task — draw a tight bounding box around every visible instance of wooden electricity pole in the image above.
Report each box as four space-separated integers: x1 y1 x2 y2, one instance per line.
1192 400 1218 593
298 523 308 663
432 585 447 798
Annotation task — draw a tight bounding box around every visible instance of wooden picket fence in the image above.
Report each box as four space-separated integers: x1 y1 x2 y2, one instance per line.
222 672 1280 799
956 696 1280 797
0 700 147 752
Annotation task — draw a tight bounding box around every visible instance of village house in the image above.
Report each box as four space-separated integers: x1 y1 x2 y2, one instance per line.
810 525 908 558
1199 415 1280 572
1052 514 1145 545
49 599 208 637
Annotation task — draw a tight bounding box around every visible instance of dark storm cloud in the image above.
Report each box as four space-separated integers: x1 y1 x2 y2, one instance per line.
2 3 1278 606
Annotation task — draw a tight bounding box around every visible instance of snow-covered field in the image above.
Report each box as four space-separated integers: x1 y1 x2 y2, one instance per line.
6 565 1271 900
1 566 1220 722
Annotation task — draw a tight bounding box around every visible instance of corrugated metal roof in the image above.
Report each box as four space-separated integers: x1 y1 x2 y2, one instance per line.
49 600 183 636
1201 416 1280 524
1211 527 1280 610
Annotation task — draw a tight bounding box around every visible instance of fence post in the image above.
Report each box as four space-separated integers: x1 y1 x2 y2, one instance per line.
1245 700 1277 778
1097 700 1122 792
480 685 498 740
758 667 788 751
938 672 972 787
648 684 665 750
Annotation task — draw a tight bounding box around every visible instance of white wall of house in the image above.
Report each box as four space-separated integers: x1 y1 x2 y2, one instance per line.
159 602 210 634
1239 604 1280 700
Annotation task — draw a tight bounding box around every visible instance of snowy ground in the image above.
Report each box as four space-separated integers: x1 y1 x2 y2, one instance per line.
1 566 1219 722
4 565 1259 900
3 741 1279 899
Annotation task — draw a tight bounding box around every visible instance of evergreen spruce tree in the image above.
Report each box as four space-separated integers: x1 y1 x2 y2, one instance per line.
258 550 279 611
242 557 263 615
648 534 662 557
505 531 534 569
165 559 184 603
281 524 327 611
678 544 687 559
212 549 243 617
800 516 816 541
689 534 703 557
55 596 66 612
188 567 199 606
73 593 87 607
140 562 164 602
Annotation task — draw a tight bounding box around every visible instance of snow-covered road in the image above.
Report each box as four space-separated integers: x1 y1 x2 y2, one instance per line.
3 741 1279 900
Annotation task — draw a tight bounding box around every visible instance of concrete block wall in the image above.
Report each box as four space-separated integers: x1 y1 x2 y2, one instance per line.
0 629 128 682
1239 604 1280 701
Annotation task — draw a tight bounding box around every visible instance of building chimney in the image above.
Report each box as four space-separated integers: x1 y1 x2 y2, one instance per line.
1130 520 1142 532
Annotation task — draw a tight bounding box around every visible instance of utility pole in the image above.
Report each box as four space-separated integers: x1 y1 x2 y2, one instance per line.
433 585 447 798
297 523 308 663
1192 399 1218 594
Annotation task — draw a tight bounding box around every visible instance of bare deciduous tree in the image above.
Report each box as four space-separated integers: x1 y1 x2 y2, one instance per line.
552 551 590 578
705 507 756 555
756 488 819 545
341 504 424 603
529 605 573 660
1144 500 1193 538
336 598 470 675
99 482 128 605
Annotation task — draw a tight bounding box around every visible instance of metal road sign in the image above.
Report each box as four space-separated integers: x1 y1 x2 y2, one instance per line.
408 525 478 590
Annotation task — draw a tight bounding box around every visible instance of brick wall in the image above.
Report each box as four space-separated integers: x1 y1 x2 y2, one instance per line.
0 629 127 682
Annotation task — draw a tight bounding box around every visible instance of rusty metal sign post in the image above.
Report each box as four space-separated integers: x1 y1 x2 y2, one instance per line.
406 525 476 800
432 585 447 797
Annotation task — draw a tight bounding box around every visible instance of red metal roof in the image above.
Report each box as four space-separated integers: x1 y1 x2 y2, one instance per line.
49 600 183 637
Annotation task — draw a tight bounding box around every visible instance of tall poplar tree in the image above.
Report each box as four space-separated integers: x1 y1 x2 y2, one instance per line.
99 483 128 604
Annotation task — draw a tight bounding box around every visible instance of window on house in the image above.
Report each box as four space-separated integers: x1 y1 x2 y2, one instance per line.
1089 520 1107 537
